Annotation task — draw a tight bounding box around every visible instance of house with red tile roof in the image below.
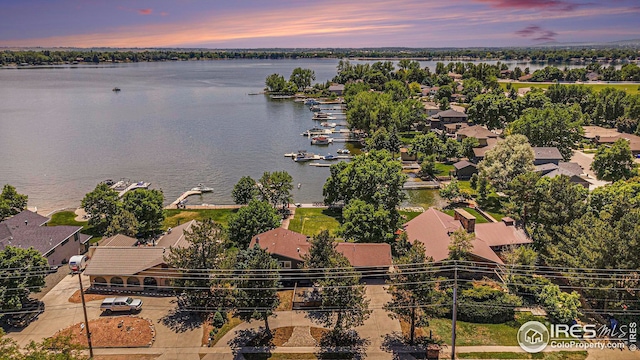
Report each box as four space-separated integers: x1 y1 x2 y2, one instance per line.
402 208 531 265
249 228 393 272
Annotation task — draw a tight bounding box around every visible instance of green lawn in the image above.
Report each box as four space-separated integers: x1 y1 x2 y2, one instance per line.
500 81 640 95
162 209 237 229
442 207 489 223
399 211 422 222
288 208 342 236
457 180 477 196
48 211 101 243
436 163 455 177
481 194 507 221
424 313 546 346
458 352 587 360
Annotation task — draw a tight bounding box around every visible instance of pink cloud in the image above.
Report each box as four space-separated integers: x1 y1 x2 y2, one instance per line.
138 8 153 15
475 0 581 11
516 25 558 41
160 12 169 16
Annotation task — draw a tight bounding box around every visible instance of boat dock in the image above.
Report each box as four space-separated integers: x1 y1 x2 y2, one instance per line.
309 163 332 167
118 182 151 197
168 190 202 208
319 100 344 104
402 181 440 189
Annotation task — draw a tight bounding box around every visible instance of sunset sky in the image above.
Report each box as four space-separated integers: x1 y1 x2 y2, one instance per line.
1 0 639 48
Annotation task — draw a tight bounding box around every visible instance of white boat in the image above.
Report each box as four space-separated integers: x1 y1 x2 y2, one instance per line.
311 136 333 145
323 154 338 160
320 122 337 128
313 112 336 120
337 149 351 154
310 105 321 112
304 98 319 105
303 128 332 136
191 184 214 193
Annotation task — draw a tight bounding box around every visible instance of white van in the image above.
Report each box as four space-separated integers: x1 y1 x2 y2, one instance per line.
68 255 88 273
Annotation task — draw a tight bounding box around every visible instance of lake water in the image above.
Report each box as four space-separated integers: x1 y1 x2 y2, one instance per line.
0 59 557 213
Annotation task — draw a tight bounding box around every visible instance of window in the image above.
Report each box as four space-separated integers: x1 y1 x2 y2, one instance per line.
279 261 292 269
74 233 79 242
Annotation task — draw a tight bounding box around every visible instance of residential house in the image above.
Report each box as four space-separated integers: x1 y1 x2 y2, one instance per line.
471 137 501 163
0 210 91 266
83 220 196 291
450 94 466 103
403 208 531 265
585 126 640 156
423 102 441 117
444 122 469 136
430 109 468 130
532 147 563 165
249 228 393 274
518 74 533 81
453 160 477 179
535 162 590 188
328 83 345 96
456 125 498 146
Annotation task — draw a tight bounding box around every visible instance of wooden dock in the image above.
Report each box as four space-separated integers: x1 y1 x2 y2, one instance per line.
402 181 440 189
168 190 202 207
117 182 150 197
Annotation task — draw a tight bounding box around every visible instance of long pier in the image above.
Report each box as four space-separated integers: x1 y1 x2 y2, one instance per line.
168 190 202 208
402 181 440 189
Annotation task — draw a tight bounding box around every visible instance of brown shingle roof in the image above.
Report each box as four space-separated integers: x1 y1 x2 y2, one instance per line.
84 247 167 276
453 160 476 170
99 234 138 247
456 125 498 140
532 147 563 160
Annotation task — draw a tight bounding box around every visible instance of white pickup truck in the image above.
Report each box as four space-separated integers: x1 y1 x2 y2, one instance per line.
100 297 143 314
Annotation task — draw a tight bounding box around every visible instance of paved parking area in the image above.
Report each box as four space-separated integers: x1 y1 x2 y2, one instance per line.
6 274 203 353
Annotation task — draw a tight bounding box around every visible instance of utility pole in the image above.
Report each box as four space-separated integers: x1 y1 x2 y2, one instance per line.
77 272 94 358
451 262 458 360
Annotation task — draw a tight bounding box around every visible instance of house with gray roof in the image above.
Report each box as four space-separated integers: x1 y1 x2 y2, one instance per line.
0 210 91 266
532 147 564 165
534 162 589 188
430 109 468 130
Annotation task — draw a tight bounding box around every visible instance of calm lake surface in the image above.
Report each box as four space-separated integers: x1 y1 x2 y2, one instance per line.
0 59 554 213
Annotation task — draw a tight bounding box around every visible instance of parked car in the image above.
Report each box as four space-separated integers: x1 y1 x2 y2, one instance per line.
7 299 45 328
100 297 143 314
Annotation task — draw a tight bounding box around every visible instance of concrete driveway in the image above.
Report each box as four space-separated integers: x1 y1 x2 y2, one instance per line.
6 273 202 356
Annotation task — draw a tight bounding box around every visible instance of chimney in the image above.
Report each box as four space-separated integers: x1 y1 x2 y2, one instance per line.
306 236 310 242
25 220 28 226
502 217 515 226
255 237 260 244
454 208 476 233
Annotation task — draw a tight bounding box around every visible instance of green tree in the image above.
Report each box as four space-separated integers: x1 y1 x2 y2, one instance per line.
477 135 535 191
444 138 462 161
448 228 474 261
105 209 138 237
417 154 437 179
476 176 489 205
366 127 400 153
0 246 48 311
346 91 394 132
232 176 258 205
467 93 517 130
506 172 542 227
227 200 280 248
233 245 280 335
538 284 582 324
0 185 28 221
338 199 395 243
507 104 584 161
289 67 315 90
440 179 462 203
265 73 286 92
410 132 442 157
461 137 479 159
121 189 165 237
384 242 440 345
323 150 406 227
258 171 293 210
81 183 120 234
591 139 637 181
164 219 232 312
304 233 371 332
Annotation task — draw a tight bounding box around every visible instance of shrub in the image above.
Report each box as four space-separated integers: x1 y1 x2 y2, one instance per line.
456 284 522 323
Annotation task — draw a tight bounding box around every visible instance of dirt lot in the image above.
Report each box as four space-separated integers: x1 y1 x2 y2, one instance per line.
56 316 154 348
68 289 107 303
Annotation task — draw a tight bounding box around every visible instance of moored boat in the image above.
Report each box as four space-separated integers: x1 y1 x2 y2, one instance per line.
311 136 333 145
191 184 214 193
